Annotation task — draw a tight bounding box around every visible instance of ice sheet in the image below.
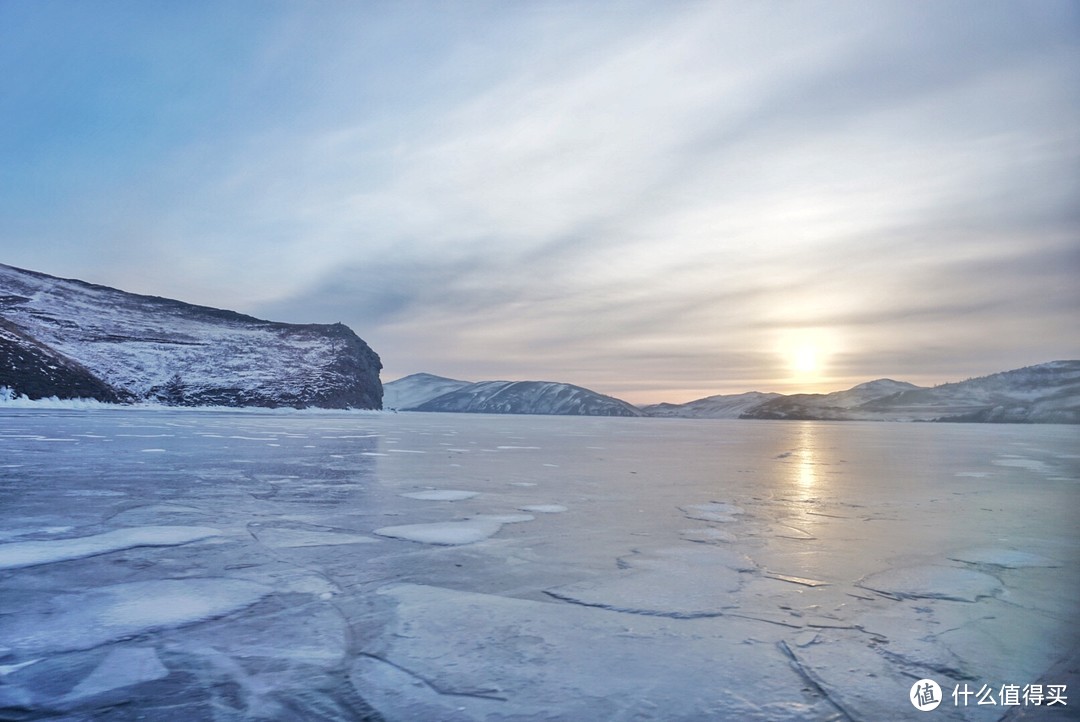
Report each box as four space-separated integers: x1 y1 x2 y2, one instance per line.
250 526 379 548
546 546 756 618
680 501 744 522
399 489 480 501
351 583 838 721
0 410 1076 720
857 565 1002 602
0 578 271 655
0 526 222 569
63 647 169 702
517 504 567 513
373 520 506 545
947 548 1061 568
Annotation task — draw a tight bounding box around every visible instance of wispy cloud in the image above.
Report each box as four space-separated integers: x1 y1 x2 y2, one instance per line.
1 1 1077 402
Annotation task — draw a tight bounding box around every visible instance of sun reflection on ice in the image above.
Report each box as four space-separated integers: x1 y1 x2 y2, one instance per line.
794 422 818 499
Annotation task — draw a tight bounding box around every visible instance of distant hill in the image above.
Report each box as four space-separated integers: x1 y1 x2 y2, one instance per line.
0 263 382 409
638 364 1079 424
386 363 1079 423
741 362 1080 424
642 391 782 419
387 376 644 417
383 373 471 410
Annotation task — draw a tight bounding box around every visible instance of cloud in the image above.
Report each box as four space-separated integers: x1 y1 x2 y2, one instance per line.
2 1 1078 402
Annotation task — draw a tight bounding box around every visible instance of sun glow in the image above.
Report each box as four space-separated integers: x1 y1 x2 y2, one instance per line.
792 346 819 374
777 328 839 391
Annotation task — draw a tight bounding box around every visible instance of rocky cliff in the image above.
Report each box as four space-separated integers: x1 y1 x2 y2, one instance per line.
0 264 382 409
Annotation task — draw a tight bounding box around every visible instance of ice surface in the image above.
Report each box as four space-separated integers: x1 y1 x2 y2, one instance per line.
351 583 838 722
546 546 756 617
947 548 1061 568
373 520 505 545
517 504 567 513
0 526 222 569
63 647 168 702
680 501 744 522
250 526 379 548
0 578 271 655
399 489 480 501
680 527 738 543
469 513 535 524
0 410 1076 720
857 565 1002 602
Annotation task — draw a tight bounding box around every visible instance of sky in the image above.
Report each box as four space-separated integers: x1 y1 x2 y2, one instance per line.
1 1 1078 404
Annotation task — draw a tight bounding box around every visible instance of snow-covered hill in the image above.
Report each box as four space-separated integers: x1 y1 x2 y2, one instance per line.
742 363 1080 423
383 373 470 410
642 391 782 419
0 264 382 408
410 380 645 417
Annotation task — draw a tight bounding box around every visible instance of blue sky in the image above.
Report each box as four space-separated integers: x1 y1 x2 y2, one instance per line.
2 1 1078 403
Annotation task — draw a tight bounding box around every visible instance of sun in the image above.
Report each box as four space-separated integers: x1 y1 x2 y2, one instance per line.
792 345 819 375
775 328 840 390
773 328 838 390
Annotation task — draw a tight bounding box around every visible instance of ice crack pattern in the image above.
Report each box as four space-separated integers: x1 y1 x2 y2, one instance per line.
0 409 1076 720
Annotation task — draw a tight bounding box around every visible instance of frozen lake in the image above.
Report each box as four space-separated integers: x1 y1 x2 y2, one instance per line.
0 409 1077 721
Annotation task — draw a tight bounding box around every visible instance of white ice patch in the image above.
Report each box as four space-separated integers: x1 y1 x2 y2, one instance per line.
0 526 223 570
857 565 1001 602
947 548 1060 568
400 490 480 501
546 547 756 618
63 647 169 702
251 527 379 549
992 457 1051 474
680 527 737 544
373 520 505 546
0 659 41 676
0 526 73 543
954 471 990 478
680 502 744 523
518 504 567 513
64 490 126 497
470 514 534 524
0 578 271 655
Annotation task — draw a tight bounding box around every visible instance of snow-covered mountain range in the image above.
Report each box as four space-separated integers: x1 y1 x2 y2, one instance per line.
388 363 1080 423
732 363 1079 424
384 374 643 416
0 263 382 408
641 391 783 419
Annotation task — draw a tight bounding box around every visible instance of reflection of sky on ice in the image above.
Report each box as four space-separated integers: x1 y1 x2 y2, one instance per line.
0 410 1077 720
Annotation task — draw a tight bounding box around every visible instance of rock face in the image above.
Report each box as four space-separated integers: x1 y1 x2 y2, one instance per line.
409 380 645 417
0 263 382 409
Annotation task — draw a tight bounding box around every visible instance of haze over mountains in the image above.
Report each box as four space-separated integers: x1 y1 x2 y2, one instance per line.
2 263 1077 423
